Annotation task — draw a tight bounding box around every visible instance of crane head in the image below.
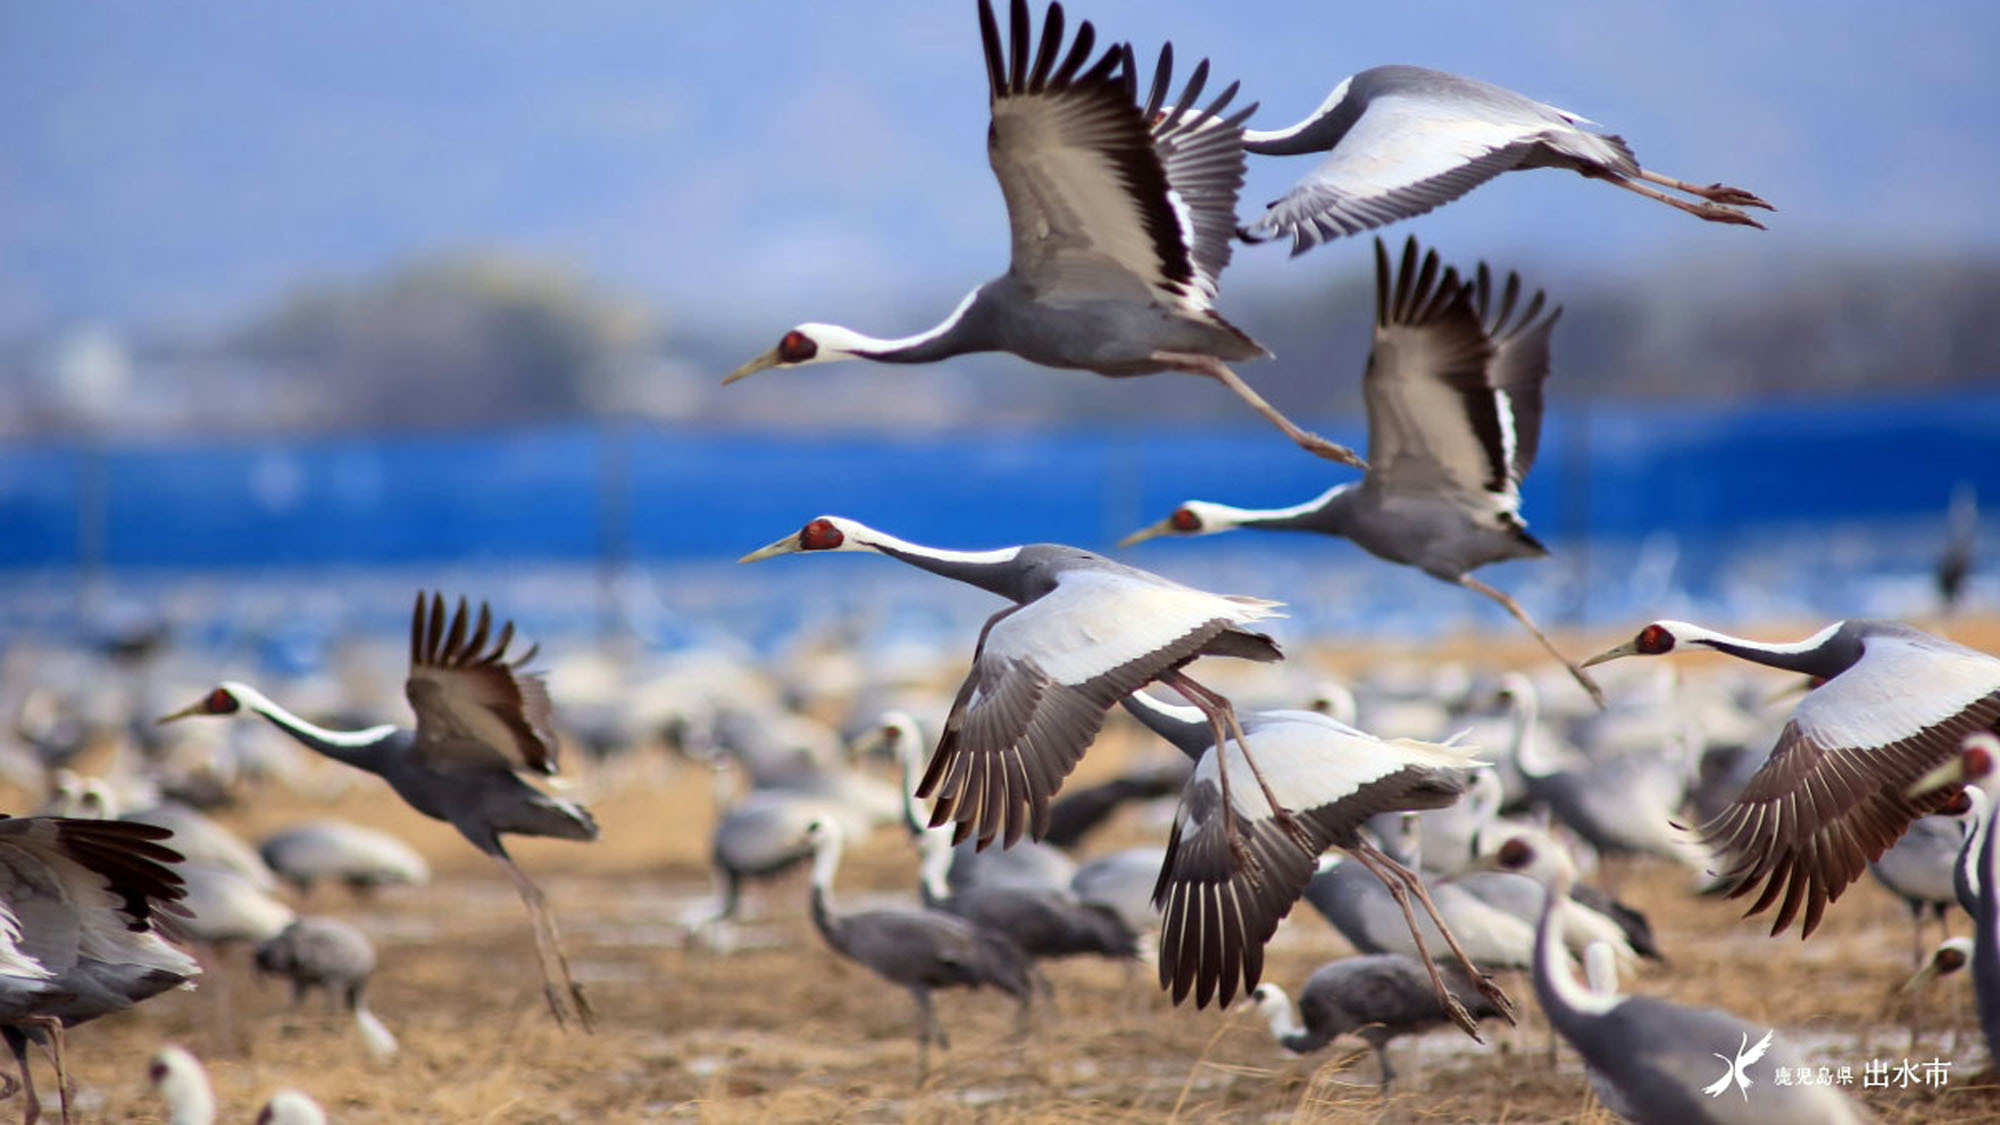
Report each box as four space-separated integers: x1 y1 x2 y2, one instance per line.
739 515 871 563
1906 730 1997 799
1581 621 1686 667
157 683 245 723
1118 502 1226 547
723 325 847 384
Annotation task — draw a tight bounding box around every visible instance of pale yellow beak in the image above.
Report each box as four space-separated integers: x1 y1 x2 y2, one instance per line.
1117 519 1177 548
738 533 801 564
1580 640 1640 669
722 348 782 386
1906 757 1967 799
156 701 205 724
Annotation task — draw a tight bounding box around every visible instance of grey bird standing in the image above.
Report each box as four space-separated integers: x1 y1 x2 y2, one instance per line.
1236 64 1771 255
160 593 599 1029
254 917 398 1061
725 0 1365 468
1530 849 1867 1123
801 817 1030 1074
1249 955 1503 1090
1122 238 1603 704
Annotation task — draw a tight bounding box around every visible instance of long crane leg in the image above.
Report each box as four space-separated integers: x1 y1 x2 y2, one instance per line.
1161 670 1311 852
1350 834 1516 1026
1632 167 1772 209
496 853 596 1032
1596 172 1766 227
1153 352 1368 470
1458 574 1606 708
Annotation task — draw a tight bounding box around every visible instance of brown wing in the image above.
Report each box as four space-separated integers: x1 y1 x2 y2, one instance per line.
1700 690 2000 937
404 592 559 775
917 586 1279 851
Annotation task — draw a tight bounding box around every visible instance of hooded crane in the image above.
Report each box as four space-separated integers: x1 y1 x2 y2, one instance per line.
740 515 1290 865
1236 64 1771 255
1119 690 1505 1024
1 816 195 1125
1530 845 1868 1124
1122 238 1602 704
801 816 1030 1073
1248 955 1504 1090
1584 619 2000 937
724 0 1365 469
254 917 398 1061
160 593 599 1029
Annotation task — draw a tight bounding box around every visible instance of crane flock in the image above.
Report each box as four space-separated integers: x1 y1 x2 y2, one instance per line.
7 0 1999 1121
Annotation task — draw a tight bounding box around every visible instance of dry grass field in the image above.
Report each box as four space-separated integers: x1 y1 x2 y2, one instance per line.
20 617 2000 1123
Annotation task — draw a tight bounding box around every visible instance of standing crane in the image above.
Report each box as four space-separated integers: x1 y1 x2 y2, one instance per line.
1122 238 1602 704
724 0 1365 469
160 593 599 1030
1235 64 1771 255
1584 619 2000 937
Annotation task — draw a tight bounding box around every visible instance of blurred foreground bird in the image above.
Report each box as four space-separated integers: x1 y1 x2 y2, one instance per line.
161 593 599 1029
1249 955 1503 1090
1585 619 2000 937
1 817 195 1125
1236 64 1771 255
725 0 1366 468
258 819 429 897
1123 238 1602 703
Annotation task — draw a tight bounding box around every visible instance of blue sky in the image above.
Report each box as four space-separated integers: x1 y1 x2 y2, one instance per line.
3 0 1996 340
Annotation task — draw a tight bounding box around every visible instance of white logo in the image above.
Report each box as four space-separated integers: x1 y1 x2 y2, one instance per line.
1703 1029 1774 1100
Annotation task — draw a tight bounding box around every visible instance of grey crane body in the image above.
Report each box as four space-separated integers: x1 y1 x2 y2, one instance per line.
255 917 376 1009
1252 954 1503 1087
803 818 1029 1065
1531 853 1867 1124
917 830 1137 966
258 819 429 895
163 593 600 1029
1240 64 1770 254
1305 853 1532 970
742 516 1284 859
1971 742 2000 1063
1869 803 1973 960
1123 239 1602 703
1586 617 2000 937
727 0 1369 469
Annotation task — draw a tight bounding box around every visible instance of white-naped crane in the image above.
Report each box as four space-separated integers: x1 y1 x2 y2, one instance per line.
1248 955 1504 1090
1 816 196 1125
1122 238 1602 704
1530 845 1868 1125
254 1089 326 1125
160 593 600 1030
740 515 1289 862
800 816 1030 1074
1906 735 1995 915
724 0 1365 469
1583 619 2000 938
1119 690 1507 1026
1235 64 1771 256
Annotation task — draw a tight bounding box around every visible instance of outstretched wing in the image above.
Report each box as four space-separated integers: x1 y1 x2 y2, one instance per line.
1739 1028 1774 1069
918 568 1281 850
404 592 560 775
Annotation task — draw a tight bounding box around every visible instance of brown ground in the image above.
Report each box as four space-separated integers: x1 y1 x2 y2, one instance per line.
26 616 2000 1123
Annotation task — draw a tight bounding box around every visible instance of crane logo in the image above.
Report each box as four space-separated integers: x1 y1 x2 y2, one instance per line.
1703 1029 1774 1099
